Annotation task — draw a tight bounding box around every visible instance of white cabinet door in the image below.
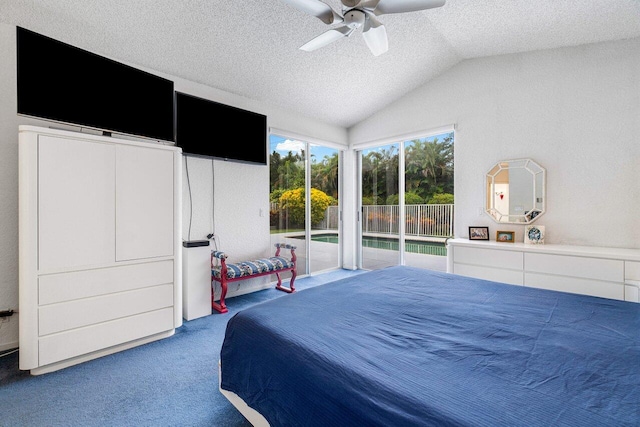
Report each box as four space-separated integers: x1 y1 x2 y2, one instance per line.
115 145 174 261
38 136 115 270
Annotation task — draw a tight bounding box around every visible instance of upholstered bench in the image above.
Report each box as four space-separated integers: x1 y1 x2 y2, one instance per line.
210 243 297 313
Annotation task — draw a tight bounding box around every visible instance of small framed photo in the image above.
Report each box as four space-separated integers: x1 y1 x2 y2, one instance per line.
496 231 515 243
469 226 489 241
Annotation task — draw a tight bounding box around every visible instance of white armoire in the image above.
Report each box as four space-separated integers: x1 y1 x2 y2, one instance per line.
19 125 182 374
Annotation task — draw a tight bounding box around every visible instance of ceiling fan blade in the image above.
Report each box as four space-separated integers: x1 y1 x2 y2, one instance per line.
360 0 381 12
362 14 388 56
374 0 445 15
281 0 343 25
300 26 352 52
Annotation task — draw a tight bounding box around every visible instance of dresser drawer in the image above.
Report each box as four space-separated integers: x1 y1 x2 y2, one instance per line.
625 285 640 303
626 261 640 281
453 264 523 285
453 246 523 270
39 284 174 336
39 260 174 305
38 307 174 367
525 253 623 282
525 272 624 300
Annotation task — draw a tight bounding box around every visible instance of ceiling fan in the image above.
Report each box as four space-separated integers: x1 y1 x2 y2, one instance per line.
282 0 446 56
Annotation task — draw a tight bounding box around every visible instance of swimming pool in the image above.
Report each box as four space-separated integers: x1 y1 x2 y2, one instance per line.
295 234 447 257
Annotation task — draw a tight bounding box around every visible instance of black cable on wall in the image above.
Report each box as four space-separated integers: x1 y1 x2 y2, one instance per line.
184 155 192 242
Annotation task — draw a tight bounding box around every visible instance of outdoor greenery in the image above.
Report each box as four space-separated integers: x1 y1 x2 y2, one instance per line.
269 133 454 228
385 192 425 205
279 187 335 226
427 193 454 204
270 149 339 228
362 133 454 204
270 149 339 200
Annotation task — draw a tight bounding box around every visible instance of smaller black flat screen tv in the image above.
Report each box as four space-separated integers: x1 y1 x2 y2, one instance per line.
175 92 267 165
17 27 174 142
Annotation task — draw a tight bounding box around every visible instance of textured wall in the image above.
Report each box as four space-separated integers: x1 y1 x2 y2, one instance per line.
181 154 272 298
349 37 640 249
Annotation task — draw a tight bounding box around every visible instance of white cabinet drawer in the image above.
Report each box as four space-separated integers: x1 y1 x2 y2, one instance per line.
453 264 523 286
625 261 640 281
38 307 174 367
525 253 623 283
625 285 639 303
39 260 174 305
453 246 523 270
525 272 624 300
39 284 174 336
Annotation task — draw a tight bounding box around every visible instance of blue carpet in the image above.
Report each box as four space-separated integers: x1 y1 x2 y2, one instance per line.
0 268 366 426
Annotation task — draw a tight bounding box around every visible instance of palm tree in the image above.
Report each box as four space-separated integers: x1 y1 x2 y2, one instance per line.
404 134 453 200
311 152 339 199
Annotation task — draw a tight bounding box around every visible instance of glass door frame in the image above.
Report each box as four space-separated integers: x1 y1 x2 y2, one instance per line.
269 128 345 275
354 125 455 270
356 143 403 268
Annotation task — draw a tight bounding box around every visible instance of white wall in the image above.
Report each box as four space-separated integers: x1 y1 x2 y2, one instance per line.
349 37 640 249
0 22 347 349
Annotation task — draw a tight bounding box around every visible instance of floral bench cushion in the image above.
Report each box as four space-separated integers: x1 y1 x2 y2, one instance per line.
212 256 295 280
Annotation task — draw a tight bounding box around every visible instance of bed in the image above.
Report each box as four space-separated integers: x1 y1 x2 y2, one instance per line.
219 266 640 426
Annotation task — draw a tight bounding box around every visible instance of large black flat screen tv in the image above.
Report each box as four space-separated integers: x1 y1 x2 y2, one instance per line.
17 27 174 142
175 92 267 165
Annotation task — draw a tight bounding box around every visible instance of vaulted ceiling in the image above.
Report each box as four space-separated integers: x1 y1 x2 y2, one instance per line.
2 0 640 128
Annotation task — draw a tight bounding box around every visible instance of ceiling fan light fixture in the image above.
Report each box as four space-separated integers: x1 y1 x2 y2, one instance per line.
362 15 388 56
282 0 445 55
343 9 366 29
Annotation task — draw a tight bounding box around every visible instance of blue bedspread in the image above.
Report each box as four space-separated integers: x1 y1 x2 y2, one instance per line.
220 266 640 426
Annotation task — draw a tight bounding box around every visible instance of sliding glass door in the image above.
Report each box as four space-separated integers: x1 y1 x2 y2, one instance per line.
359 144 400 270
402 133 454 271
269 133 342 276
309 144 340 273
358 131 454 271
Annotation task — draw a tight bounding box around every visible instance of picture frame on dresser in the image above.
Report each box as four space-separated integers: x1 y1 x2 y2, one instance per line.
496 231 515 243
469 226 489 240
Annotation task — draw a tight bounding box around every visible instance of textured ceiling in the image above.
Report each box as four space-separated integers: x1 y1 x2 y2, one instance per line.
2 0 640 128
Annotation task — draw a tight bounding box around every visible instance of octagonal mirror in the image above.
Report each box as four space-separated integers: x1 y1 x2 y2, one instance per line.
485 158 546 224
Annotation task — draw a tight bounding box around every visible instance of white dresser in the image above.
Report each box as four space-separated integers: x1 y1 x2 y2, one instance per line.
19 126 183 374
447 239 640 302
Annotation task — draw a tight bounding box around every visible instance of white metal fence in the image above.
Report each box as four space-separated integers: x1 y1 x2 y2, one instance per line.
361 204 454 237
316 206 340 230
283 204 454 237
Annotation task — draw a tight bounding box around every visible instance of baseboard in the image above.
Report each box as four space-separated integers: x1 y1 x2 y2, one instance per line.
225 272 305 299
0 341 19 352
29 329 174 375
226 282 273 299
